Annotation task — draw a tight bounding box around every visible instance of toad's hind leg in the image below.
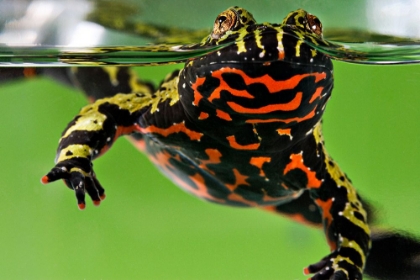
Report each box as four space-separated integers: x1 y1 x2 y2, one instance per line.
263 190 376 228
263 186 370 279
266 189 420 279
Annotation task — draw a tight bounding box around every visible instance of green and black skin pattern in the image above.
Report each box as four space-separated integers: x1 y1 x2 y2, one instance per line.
3 7 419 280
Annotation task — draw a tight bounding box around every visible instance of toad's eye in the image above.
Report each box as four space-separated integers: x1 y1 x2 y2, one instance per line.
305 14 322 36
211 9 238 39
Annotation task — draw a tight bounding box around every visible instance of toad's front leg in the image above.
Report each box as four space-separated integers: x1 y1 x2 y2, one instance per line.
41 93 150 209
305 165 371 280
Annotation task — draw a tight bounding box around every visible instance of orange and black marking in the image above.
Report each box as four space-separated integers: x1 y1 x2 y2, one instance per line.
40 7 372 280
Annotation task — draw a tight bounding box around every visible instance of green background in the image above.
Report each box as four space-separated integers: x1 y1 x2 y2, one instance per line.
2 1 420 280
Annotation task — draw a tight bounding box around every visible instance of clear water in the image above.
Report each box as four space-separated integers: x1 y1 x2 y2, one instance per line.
1 0 420 66
0 44 220 66
318 31 420 64
2 33 420 66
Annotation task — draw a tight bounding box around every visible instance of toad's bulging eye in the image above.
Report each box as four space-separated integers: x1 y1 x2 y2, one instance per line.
211 9 238 39
306 14 322 36
218 16 227 24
